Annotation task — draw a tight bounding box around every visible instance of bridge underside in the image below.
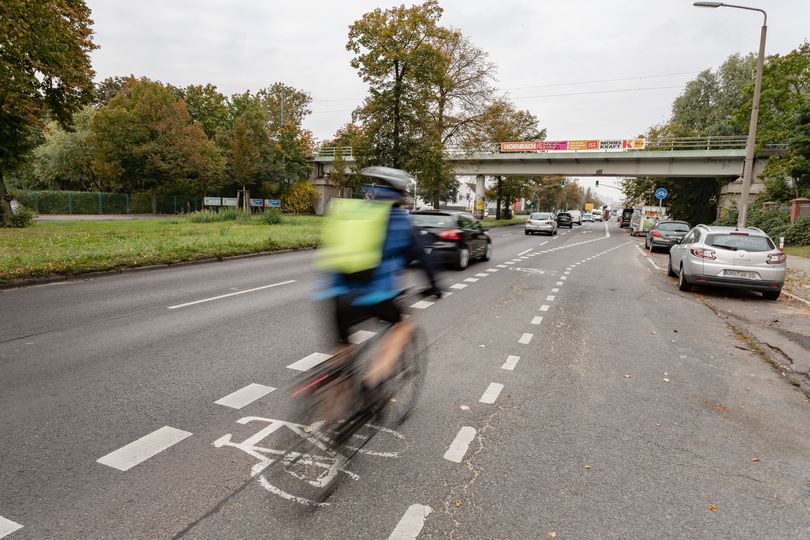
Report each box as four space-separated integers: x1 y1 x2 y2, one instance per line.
314 149 770 179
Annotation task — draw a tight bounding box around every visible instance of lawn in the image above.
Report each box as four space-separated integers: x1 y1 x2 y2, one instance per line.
785 245 810 258
0 215 322 282
482 215 528 228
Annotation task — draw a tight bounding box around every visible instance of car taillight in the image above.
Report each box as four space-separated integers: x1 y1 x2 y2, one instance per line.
690 247 716 260
546 221 554 225
439 229 461 240
652 230 662 237
767 252 786 264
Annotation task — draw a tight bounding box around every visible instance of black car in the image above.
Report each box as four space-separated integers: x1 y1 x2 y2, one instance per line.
645 220 691 251
619 208 633 228
410 210 492 270
556 212 573 228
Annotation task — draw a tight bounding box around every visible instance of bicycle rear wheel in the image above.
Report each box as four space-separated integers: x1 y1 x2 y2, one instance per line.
381 326 427 427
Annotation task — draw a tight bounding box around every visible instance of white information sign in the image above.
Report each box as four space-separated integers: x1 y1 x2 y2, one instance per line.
204 197 222 206
222 197 238 207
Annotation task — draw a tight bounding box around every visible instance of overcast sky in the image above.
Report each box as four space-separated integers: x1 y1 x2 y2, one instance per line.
86 0 809 203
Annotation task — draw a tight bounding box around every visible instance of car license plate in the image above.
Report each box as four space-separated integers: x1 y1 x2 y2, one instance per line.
724 270 758 279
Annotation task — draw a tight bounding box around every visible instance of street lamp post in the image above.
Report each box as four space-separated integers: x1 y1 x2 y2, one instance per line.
693 2 767 228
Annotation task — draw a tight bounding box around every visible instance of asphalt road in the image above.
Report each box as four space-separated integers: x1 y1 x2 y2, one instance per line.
1 221 809 539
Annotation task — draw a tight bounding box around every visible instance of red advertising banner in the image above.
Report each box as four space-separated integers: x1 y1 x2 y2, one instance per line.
500 141 538 152
499 138 646 152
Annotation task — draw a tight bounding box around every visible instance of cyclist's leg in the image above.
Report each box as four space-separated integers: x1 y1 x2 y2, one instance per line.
363 300 413 388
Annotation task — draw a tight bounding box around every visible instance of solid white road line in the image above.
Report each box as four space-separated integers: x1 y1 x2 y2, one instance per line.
540 305 550 311
0 516 22 539
479 383 504 404
531 316 543 325
551 288 560 293
410 300 435 309
388 504 433 540
501 355 520 370
546 295 556 301
286 352 331 371
519 332 533 344
444 426 476 463
167 280 296 310
605 222 610 238
517 248 532 256
783 290 810 307
97 426 192 471
475 273 489 277
349 330 377 344
214 383 276 409
450 283 468 290
464 277 479 283
635 244 662 270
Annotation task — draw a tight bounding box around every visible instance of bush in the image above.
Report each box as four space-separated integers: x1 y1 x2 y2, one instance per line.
7 206 36 228
257 208 283 225
282 182 320 214
187 208 250 223
784 217 810 246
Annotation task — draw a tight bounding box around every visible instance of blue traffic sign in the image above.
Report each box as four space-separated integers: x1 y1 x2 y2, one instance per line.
654 187 668 200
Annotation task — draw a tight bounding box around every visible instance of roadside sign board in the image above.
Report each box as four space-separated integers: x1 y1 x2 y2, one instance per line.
249 198 263 207
265 199 281 208
222 197 238 207
204 197 222 206
585 203 594 212
655 187 669 200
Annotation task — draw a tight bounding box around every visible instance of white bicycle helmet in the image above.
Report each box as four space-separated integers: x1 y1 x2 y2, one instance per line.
360 166 413 194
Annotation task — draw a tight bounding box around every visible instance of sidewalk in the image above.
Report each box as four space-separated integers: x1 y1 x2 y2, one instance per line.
785 254 810 304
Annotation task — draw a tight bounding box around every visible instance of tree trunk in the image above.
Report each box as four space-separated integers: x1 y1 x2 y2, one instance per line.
150 186 158 214
432 192 440 209
495 176 502 220
0 171 13 226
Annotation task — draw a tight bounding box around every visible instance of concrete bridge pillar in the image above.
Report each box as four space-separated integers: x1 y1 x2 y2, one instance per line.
475 175 486 217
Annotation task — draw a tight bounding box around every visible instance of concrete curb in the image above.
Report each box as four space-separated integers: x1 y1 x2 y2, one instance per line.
0 247 316 291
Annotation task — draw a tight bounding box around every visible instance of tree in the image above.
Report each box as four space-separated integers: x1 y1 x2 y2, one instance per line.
180 84 230 140
0 0 97 225
95 75 135 106
256 83 312 132
225 104 272 202
91 79 219 213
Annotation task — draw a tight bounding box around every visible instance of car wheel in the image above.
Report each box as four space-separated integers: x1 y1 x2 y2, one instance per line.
678 265 692 292
667 256 677 277
553 229 558 236
762 290 781 301
456 246 470 270
481 241 492 261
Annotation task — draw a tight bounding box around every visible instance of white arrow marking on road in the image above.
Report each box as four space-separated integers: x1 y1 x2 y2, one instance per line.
167 280 296 309
214 383 276 409
0 516 23 539
388 504 433 540
501 355 520 370
479 383 504 404
519 333 533 344
531 316 543 325
96 426 192 471
450 283 468 290
444 426 476 463
286 352 331 371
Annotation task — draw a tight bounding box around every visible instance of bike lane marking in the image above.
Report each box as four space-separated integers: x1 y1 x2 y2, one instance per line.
531 316 543 325
349 330 376 344
444 427 476 463
388 504 433 540
410 300 434 309
464 278 479 283
474 273 489 278
214 383 276 410
0 516 22 539
96 426 192 471
540 305 550 312
546 295 556 302
166 280 296 310
517 248 532 256
479 383 504 404
450 283 468 290
501 355 520 370
518 333 533 344
287 352 331 371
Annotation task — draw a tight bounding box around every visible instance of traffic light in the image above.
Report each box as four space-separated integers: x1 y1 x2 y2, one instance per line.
560 179 566 188
595 180 599 187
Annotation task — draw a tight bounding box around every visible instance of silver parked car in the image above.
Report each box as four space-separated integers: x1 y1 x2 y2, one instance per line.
525 212 558 236
668 225 786 300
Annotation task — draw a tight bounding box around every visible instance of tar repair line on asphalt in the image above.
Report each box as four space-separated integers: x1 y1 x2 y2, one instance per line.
388 504 433 540
0 516 23 539
166 280 296 310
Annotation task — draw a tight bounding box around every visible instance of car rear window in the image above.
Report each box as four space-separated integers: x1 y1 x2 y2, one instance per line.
557 213 571 218
530 213 552 220
658 222 690 232
410 213 455 228
705 233 774 252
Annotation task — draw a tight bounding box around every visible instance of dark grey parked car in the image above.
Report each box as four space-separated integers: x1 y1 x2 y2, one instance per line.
645 220 690 252
410 210 492 270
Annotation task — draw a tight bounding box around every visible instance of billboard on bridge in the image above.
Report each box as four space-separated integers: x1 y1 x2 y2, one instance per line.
500 138 645 153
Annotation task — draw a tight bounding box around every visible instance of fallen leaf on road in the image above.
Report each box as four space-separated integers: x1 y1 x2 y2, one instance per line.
584 464 591 470
479 344 485 348
650 331 656 334
709 504 718 512
663 378 670 383
624 374 632 379
752 457 760 462
460 405 470 411
547 533 557 538
454 500 462 508
656 423 662 428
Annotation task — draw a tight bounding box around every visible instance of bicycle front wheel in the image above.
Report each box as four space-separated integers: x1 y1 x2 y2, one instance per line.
381 326 427 427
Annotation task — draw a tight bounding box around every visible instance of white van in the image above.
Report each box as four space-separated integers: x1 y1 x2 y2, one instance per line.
567 209 583 225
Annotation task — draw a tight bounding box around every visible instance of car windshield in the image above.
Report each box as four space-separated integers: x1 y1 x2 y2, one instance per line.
705 233 774 252
530 213 551 220
557 213 570 218
410 213 455 228
658 222 690 232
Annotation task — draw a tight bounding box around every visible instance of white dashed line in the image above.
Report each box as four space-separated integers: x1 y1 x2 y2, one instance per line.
388 504 433 540
486 268 499 272
349 330 377 344
167 280 296 310
286 352 331 371
540 305 550 312
464 277 479 283
96 426 192 471
517 248 532 256
214 383 276 409
410 300 435 309
475 273 489 278
556 281 563 286
479 383 504 404
546 295 556 301
551 288 559 293
501 355 520 370
0 517 23 539
538 241 549 246
444 427 477 463
531 316 543 325
496 264 507 268
450 283 468 290
563 271 570 275
503 261 515 265
560 276 567 280
518 333 533 344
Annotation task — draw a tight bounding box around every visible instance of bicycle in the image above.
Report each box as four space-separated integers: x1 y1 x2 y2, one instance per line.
265 287 432 505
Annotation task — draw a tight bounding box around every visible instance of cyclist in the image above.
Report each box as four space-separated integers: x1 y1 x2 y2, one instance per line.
316 166 441 399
